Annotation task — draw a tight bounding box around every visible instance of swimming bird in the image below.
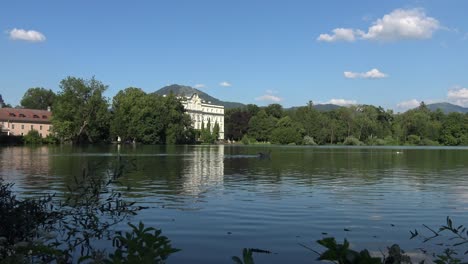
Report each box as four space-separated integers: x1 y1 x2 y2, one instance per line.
257 151 271 159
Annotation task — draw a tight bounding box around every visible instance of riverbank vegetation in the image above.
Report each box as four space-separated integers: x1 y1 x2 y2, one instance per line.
4 76 468 145
225 102 468 146
0 159 179 263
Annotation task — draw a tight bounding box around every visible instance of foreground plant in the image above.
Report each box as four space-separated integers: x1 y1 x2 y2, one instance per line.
0 157 179 263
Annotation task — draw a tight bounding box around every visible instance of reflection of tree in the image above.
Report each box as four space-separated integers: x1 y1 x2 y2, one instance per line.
182 145 224 195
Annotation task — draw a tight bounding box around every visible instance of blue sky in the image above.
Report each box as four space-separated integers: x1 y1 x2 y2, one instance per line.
1 0 468 111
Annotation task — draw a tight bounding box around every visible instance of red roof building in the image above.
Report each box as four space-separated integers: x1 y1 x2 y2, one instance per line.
0 108 52 137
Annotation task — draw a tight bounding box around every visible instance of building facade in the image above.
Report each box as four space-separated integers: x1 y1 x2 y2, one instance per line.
180 93 224 139
0 108 52 138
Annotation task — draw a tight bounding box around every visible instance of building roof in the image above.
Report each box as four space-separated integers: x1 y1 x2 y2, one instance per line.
0 108 52 123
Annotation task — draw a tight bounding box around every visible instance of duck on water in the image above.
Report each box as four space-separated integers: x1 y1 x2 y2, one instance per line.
257 151 271 159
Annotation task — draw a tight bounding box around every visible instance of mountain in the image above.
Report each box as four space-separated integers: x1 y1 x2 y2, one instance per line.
427 102 468 114
313 104 342 111
153 84 245 109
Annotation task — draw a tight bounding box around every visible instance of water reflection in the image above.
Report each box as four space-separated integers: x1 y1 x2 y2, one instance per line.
182 145 224 196
1 145 468 263
0 146 54 192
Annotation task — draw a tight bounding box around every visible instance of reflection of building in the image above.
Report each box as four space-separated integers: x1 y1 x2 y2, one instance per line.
0 107 52 137
182 145 224 195
0 146 51 183
180 93 224 139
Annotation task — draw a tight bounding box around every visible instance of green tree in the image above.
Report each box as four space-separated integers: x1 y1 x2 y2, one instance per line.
248 110 277 142
162 93 195 144
111 87 147 142
265 103 283 118
270 116 304 144
213 122 220 141
200 118 215 143
440 112 468 145
20 87 56 110
225 108 252 141
52 76 110 144
23 130 42 144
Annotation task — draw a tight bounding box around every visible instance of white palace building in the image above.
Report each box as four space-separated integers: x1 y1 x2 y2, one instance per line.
179 93 224 139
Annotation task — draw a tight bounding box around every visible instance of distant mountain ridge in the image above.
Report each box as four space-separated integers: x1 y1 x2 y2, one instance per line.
154 85 467 114
426 102 468 114
153 84 245 109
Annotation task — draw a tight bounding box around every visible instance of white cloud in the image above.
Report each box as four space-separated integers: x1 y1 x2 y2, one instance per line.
256 94 282 102
344 68 388 79
397 99 420 110
447 87 468 106
318 8 440 42
194 84 205 89
219 81 231 87
362 9 439 41
317 28 362 42
8 28 46 42
255 90 282 102
327 99 357 106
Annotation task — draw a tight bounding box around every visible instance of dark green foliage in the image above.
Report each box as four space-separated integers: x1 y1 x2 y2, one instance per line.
102 222 179 264
0 181 58 261
0 158 179 263
232 248 270 264
20 87 56 110
232 248 255 264
23 130 42 144
213 122 220 141
316 237 382 264
343 136 363 146
111 89 194 144
270 116 304 145
225 108 252 141
265 104 283 118
52 76 110 144
228 100 468 146
248 110 276 142
199 119 217 143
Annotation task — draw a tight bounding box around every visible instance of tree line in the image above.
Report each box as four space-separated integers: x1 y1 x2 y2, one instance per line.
13 77 195 144
10 76 468 146
225 102 468 146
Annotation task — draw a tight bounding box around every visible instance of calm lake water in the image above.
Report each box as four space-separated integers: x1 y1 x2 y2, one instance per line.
1 145 468 263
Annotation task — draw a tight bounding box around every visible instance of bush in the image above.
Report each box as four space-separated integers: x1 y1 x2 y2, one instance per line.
406 135 420 145
23 130 42 144
270 127 302 145
383 136 399 146
43 134 59 145
419 138 440 146
241 135 252 145
303 136 317 145
0 159 179 263
343 136 362 146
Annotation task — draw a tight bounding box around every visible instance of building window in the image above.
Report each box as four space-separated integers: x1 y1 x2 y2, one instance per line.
40 133 42 137
12 124 15 129
40 125 42 130
31 125 34 130
21 124 24 129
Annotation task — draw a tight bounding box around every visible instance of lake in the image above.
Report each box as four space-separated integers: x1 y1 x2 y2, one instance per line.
1 145 468 263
